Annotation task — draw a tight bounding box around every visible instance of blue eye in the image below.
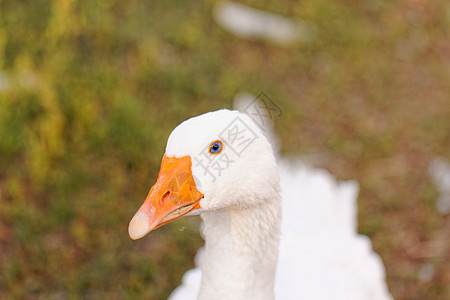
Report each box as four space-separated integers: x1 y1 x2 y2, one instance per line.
209 140 223 155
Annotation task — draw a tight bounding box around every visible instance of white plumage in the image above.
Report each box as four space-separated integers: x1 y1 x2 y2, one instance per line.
169 159 392 300
129 102 393 300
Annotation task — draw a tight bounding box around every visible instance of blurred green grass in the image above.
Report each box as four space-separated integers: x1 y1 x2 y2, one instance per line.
0 0 449 299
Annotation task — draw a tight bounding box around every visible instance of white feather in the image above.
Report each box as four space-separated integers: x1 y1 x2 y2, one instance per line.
169 159 392 300
157 101 393 300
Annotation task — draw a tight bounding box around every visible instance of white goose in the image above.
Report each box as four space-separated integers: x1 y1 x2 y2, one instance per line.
128 109 393 300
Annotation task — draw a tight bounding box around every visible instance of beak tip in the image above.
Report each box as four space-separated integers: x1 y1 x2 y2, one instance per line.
128 211 151 240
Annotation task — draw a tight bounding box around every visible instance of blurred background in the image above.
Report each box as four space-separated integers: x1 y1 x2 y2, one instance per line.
0 0 449 299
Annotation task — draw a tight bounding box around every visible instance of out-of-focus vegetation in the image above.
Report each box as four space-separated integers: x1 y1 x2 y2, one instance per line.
0 0 448 299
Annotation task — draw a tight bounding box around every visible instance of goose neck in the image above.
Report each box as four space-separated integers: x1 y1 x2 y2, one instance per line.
198 199 281 300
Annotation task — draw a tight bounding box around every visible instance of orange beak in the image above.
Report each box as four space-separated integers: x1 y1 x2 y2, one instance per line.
128 155 204 240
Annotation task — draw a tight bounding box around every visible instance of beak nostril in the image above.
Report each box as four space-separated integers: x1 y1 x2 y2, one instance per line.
161 191 171 205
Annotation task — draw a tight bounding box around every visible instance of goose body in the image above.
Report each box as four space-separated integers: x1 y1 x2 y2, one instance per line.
129 109 392 300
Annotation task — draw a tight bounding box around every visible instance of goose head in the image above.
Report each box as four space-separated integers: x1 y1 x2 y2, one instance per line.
128 109 279 240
